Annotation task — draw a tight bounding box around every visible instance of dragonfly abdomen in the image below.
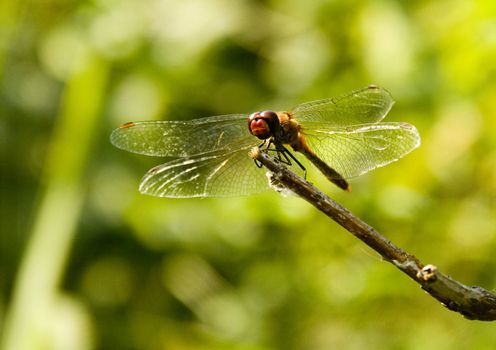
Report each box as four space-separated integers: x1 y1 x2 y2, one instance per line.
294 135 351 192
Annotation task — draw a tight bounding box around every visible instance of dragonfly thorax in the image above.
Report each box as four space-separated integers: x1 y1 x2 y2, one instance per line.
248 110 280 140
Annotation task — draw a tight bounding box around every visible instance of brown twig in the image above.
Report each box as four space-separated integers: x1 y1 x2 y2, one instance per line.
250 147 496 321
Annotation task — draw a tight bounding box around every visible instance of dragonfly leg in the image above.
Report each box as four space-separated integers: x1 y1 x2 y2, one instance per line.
257 139 286 164
254 141 307 180
254 140 271 168
265 144 308 179
265 147 287 163
279 145 307 179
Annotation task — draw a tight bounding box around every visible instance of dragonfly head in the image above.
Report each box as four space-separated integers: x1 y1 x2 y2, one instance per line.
248 110 280 140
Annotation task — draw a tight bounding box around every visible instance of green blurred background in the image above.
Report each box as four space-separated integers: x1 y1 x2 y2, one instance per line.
2 0 496 349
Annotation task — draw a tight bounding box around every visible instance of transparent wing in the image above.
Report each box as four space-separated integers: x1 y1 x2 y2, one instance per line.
292 85 394 126
110 114 255 157
302 122 420 179
138 147 272 198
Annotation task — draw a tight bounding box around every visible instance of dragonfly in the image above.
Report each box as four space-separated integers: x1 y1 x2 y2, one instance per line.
110 85 420 198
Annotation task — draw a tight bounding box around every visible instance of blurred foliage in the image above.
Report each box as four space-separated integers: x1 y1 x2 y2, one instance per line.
2 0 496 349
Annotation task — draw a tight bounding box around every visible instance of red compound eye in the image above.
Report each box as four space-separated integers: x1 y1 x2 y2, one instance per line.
248 110 279 140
